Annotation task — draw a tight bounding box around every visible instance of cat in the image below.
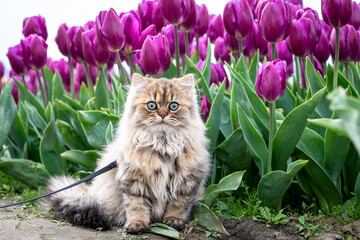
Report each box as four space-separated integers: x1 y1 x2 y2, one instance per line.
42 73 210 234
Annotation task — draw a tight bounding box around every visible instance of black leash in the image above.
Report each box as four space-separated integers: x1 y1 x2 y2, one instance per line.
0 160 118 209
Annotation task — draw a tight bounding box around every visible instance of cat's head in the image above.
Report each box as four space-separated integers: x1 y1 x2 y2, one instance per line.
126 73 199 129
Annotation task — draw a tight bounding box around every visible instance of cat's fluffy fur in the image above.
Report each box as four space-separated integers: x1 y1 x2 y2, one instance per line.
42 74 210 233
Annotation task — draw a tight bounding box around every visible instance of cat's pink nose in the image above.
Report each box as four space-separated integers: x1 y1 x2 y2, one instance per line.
160 113 167 119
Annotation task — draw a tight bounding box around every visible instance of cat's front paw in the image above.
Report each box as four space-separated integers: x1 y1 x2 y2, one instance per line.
125 221 149 234
163 217 185 230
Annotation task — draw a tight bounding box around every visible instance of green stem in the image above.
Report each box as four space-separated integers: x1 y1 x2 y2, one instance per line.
344 62 351 84
234 52 239 66
267 102 275 174
302 57 309 88
271 43 278 61
127 52 135 76
174 25 181 78
184 32 190 57
196 37 200 62
295 56 301 91
36 70 47 106
321 62 326 76
310 53 314 64
83 62 96 97
333 28 340 89
99 66 112 113
67 57 75 98
181 55 186 73
238 39 243 57
115 51 128 86
41 68 50 101
21 75 29 102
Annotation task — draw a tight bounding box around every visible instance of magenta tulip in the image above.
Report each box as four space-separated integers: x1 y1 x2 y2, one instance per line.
243 21 267 58
82 28 110 67
350 1 360 30
68 26 86 62
207 14 225 43
48 58 70 87
22 15 48 41
330 24 360 62
214 37 231 63
0 62 4 80
321 20 333 40
161 24 187 56
190 35 208 60
55 23 71 57
194 4 209 38
224 32 240 52
179 0 198 33
7 44 28 75
159 0 191 25
21 34 48 70
321 0 352 29
137 0 167 33
75 63 98 86
314 31 330 63
200 95 211 122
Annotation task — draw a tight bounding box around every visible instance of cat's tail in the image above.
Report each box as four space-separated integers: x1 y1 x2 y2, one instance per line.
42 176 111 229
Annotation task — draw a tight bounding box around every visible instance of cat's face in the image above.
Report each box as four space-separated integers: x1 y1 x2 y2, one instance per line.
128 74 197 129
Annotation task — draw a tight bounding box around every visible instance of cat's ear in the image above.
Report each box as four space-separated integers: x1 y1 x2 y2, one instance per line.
131 73 150 92
177 74 194 93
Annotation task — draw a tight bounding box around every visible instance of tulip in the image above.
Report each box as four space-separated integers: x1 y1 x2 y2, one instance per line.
137 0 167 33
223 0 253 43
161 24 187 57
321 20 333 40
7 44 28 75
196 61 230 89
207 14 225 43
68 26 86 63
330 24 360 62
350 1 360 30
298 8 322 44
0 61 4 80
243 21 268 58
159 0 191 26
189 35 208 61
22 15 48 41
82 28 110 67
74 63 98 86
255 59 287 173
200 95 211 122
9 70 38 103
276 41 293 77
247 0 260 17
48 58 71 89
289 3 302 20
179 0 198 33
314 31 330 64
321 0 352 29
214 37 231 63
120 11 143 54
21 34 48 70
132 51 146 75
55 23 71 57
194 4 209 38
84 20 95 30
141 34 171 76
285 0 303 7
257 0 292 44
224 32 240 52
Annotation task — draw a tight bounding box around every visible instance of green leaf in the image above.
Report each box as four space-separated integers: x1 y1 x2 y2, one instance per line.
78 110 119 149
248 50 259 84
0 159 49 188
205 80 226 153
52 71 65 102
276 86 296 117
149 223 183 240
79 82 91 107
95 74 109 109
272 88 326 171
348 61 360 94
56 120 87 150
61 150 100 171
192 202 229 235
43 67 53 102
326 64 359 97
343 144 360 194
8 112 27 154
0 80 17 148
63 94 83 111
201 38 212 85
204 171 245 206
237 104 268 176
21 101 47 133
220 97 232 138
105 121 114 144
258 160 308 210
235 54 253 88
296 127 325 166
40 103 67 175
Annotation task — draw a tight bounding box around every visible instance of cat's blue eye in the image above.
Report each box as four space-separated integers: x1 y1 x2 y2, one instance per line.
147 101 157 110
169 102 179 111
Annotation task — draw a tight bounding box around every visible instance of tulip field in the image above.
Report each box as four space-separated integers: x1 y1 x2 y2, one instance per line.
1 0 360 238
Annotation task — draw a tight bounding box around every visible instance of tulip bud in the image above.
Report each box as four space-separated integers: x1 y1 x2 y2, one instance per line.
96 8 125 52
137 0 167 33
257 0 292 43
255 59 287 102
223 0 254 40
224 32 240 52
21 34 48 70
0 62 4 80
350 1 360 30
200 95 211 122
141 34 171 76
22 15 48 41
159 0 191 25
75 63 98 86
243 21 267 58
68 26 86 62
321 0 352 29
55 23 71 56
82 28 110 67
196 61 230 89
314 31 330 63
179 0 198 32
189 35 208 61
161 24 186 56
297 8 322 43
214 37 231 63
194 4 209 38
330 24 360 62
120 11 142 53
207 14 225 43
7 44 28 75
48 58 71 87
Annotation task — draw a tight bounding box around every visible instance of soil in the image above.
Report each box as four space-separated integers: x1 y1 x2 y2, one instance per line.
0 197 359 240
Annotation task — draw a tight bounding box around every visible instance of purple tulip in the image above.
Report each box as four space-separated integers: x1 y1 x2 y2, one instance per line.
9 70 38 101
330 24 360 62
243 21 267 58
75 63 98 86
7 44 28 75
0 62 4 80
96 8 125 52
68 26 86 62
224 32 240 52
321 20 333 40
214 37 231 63
289 3 302 20
197 61 230 89
48 58 71 87
21 34 48 70
277 41 293 76
321 0 352 29
257 0 292 43
286 9 318 58
82 28 110 67
55 23 71 57
247 0 261 18
314 31 330 63
350 1 360 30
200 95 211 122
207 14 225 43
132 51 146 75
297 8 322 43
84 20 95 30
161 24 186 56
22 15 48 41
285 0 303 7
137 0 167 33
141 34 171 76
189 35 208 60
194 4 209 38
223 0 254 40
255 59 287 102
179 0 198 32
159 0 191 25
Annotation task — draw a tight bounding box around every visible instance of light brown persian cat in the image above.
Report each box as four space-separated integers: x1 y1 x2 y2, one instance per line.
43 73 210 233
